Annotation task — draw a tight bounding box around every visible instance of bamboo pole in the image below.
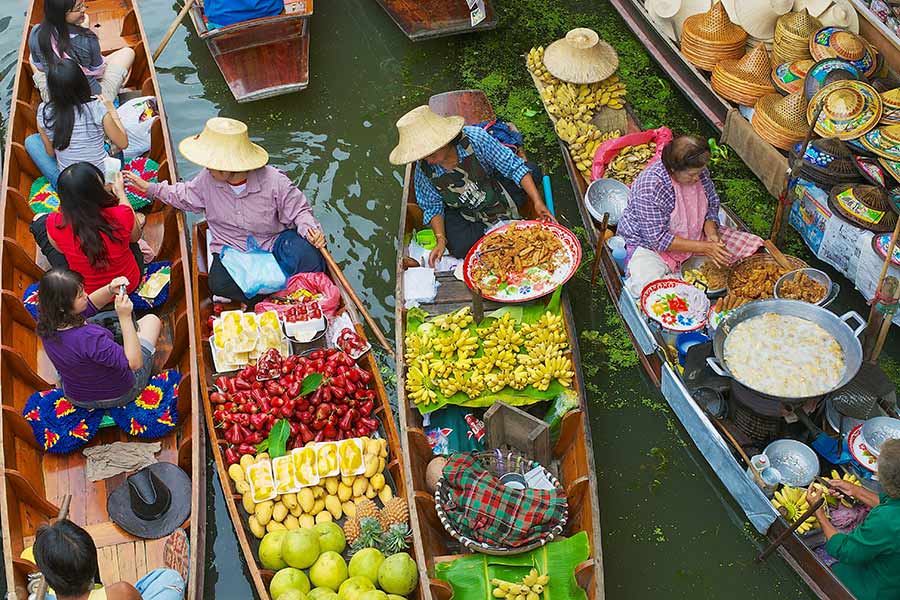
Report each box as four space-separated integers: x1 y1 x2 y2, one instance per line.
152 0 196 62
863 217 900 358
590 212 610 287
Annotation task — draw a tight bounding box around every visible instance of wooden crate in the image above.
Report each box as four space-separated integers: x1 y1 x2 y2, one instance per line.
484 401 551 466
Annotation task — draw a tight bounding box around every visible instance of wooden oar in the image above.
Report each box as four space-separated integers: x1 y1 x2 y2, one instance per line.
757 496 825 562
152 0 196 62
589 212 610 287
863 216 900 360
320 247 396 360
762 239 793 271
34 494 72 600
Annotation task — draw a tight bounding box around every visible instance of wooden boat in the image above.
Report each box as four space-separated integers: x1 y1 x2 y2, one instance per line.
394 89 605 600
188 0 313 102
190 221 411 600
0 1 203 599
536 77 858 600
373 0 497 41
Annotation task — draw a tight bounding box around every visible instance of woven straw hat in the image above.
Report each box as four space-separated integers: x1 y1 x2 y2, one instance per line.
389 105 465 165
859 124 900 161
645 0 679 40
681 1 748 71
671 0 713 40
802 58 863 101
773 9 822 64
771 59 815 95
731 0 793 40
810 27 877 77
854 156 888 188
789 137 863 186
712 43 776 106
792 0 833 17
752 91 810 149
879 157 900 184
179 117 269 172
828 183 898 232
818 1 860 33
880 88 900 124
543 28 619 84
808 80 883 139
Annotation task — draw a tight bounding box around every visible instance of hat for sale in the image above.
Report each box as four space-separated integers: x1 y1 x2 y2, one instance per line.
543 28 619 84
681 1 748 71
880 88 900 125
859 124 900 161
751 91 809 150
790 137 863 186
828 183 899 232
809 27 877 77
808 80 883 140
772 59 815 95
803 58 864 101
107 463 192 539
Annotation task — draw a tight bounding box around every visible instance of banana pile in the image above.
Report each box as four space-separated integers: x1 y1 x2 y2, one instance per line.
817 470 862 508
556 119 622 180
230 438 393 539
771 486 820 534
492 569 550 600
606 142 657 185
405 308 575 406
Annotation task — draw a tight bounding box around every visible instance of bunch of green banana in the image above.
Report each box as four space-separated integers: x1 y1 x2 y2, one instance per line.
492 569 550 600
606 142 657 185
771 486 820 534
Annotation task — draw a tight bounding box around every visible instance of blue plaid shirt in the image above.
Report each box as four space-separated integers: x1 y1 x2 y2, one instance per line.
413 126 530 224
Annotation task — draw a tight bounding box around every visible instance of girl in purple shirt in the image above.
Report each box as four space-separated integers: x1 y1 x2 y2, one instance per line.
37 269 162 409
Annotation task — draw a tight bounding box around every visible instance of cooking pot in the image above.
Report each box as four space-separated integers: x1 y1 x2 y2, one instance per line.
706 299 865 405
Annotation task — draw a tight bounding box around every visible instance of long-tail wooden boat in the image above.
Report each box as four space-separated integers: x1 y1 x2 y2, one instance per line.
536 73 858 600
373 0 497 41
394 89 605 600
190 221 412 600
188 0 313 102
0 1 203 599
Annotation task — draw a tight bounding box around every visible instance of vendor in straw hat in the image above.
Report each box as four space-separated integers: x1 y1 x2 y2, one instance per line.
617 135 763 297
389 106 553 267
124 117 325 303
805 439 900 600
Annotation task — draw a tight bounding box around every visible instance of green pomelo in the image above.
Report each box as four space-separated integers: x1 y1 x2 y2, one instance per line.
282 528 321 569
309 550 349 591
270 567 311 599
314 521 347 554
337 575 375 600
348 548 385 584
259 530 288 571
378 553 418 595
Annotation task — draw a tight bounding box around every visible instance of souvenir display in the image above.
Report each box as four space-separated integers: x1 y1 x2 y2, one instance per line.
712 43 776 105
807 80 883 139
681 1 748 71
802 58 863 102
880 88 900 124
859 124 900 161
871 232 900 266
790 137 863 187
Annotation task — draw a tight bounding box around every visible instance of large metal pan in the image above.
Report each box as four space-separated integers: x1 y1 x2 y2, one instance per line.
706 299 865 404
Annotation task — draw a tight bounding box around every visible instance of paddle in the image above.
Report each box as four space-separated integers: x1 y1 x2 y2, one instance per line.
589 212 610 287
152 0 197 62
757 496 825 562
34 494 72 600
320 246 396 360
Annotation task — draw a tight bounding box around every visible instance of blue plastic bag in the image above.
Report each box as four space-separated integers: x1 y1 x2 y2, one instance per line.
220 236 287 297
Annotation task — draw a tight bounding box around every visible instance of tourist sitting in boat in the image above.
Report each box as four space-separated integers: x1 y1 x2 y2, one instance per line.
616 135 762 297
124 117 326 303
31 164 144 295
389 105 553 267
204 0 283 28
25 58 129 188
806 439 900 600
29 0 136 103
37 269 160 409
33 518 185 600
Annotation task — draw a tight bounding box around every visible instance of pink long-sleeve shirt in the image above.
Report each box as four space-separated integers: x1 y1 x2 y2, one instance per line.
146 166 320 254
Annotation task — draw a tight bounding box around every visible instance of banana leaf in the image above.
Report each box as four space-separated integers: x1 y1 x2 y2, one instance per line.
434 532 591 600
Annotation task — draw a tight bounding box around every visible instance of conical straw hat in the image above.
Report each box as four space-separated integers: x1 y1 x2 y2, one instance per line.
732 0 793 40
808 80 883 139
818 1 860 34
858 125 900 161
771 59 815 95
543 28 619 84
681 1 748 70
389 105 465 165
752 91 810 149
773 9 822 64
178 117 269 172
711 43 776 105
810 27 877 76
792 0 833 17
881 88 900 124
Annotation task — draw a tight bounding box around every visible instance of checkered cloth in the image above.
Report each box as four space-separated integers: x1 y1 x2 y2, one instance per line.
719 226 764 265
441 452 567 548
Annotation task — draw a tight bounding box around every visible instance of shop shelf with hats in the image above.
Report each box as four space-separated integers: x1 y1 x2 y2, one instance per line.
774 9 823 64
752 91 812 149
712 43 777 105
808 79 884 139
680 1 749 71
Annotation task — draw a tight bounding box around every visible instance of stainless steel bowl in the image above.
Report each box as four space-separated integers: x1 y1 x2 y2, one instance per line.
764 439 820 487
585 178 629 225
774 268 834 307
861 416 900 457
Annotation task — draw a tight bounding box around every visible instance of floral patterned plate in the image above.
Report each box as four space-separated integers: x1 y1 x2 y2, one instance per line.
871 233 900 267
463 220 582 303
848 424 878 473
640 279 711 332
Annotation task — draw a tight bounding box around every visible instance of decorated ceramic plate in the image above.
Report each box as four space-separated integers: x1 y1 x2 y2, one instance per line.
872 233 900 266
848 424 878 473
706 305 733 334
463 220 581 303
640 279 711 332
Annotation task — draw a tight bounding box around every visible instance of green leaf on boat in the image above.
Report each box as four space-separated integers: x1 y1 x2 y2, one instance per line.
266 419 291 459
300 373 323 396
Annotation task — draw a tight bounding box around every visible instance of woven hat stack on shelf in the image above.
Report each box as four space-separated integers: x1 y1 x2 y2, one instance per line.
773 9 822 64
752 90 810 150
789 137 863 187
771 58 815 95
712 44 776 105
809 27 878 77
680 1 748 71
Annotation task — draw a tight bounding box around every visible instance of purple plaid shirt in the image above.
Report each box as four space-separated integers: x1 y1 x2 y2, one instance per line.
616 160 720 252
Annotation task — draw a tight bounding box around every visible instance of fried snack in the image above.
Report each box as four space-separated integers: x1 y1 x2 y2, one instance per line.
471 224 564 294
684 260 729 291
729 262 791 300
779 272 827 303
716 293 752 312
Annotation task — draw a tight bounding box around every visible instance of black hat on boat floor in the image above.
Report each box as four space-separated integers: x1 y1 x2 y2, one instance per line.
790 137 863 187
107 462 191 539
828 183 899 232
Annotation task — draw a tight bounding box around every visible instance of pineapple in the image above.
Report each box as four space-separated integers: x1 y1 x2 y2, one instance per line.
343 517 362 545
349 516 384 553
378 497 409 530
355 497 379 521
379 523 411 554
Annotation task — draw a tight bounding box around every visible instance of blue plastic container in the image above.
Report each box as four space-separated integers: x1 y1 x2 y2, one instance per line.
676 331 710 366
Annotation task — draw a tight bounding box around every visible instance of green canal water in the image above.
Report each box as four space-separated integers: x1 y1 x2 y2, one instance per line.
2 0 867 597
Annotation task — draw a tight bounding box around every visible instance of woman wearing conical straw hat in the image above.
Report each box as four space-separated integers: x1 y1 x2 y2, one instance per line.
389 106 553 267
124 117 325 303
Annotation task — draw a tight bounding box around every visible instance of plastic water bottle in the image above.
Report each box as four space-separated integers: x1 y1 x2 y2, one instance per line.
748 454 780 497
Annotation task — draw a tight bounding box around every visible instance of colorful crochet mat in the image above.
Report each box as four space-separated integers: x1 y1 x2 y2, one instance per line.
22 369 181 454
22 261 172 320
27 156 159 215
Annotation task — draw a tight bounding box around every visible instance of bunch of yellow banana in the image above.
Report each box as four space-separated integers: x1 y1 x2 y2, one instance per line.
526 46 555 86
481 313 523 352
827 470 862 508
404 331 432 364
595 74 628 109
492 569 550 600
606 142 657 185
772 486 819 534
522 311 567 345
433 306 473 332
406 361 437 406
484 371 509 393
432 327 479 359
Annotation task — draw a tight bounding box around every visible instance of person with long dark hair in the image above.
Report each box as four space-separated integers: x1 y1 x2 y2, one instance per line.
25 58 128 187
37 269 161 409
30 163 144 295
28 0 135 103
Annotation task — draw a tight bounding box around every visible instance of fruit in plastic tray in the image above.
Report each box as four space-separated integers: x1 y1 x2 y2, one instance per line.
338 327 368 356
339 439 364 475
292 446 318 486
284 299 325 341
317 442 339 477
272 455 299 494
247 459 276 502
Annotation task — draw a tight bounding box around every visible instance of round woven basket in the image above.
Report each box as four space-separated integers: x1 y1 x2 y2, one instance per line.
712 43 775 105
828 183 899 232
727 253 809 294
773 9 822 64
433 451 568 556
681 1 748 71
751 91 809 150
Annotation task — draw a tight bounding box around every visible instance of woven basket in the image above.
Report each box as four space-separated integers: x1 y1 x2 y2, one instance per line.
434 450 568 556
828 183 898 232
727 253 808 294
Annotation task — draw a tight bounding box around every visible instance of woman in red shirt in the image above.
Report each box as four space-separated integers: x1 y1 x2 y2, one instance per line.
30 162 144 294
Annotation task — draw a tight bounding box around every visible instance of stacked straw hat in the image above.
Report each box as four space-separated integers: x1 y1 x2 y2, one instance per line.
858 124 900 162
751 91 810 150
880 89 900 125
681 1 748 71
802 58 863 101
818 0 860 34
711 44 776 105
543 28 619 84
789 137 863 187
828 183 899 232
773 9 822 64
808 80 883 139
771 59 815 95
810 27 877 77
